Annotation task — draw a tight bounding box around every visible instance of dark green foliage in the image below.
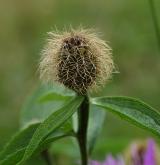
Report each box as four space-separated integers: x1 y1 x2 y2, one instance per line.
90 96 160 137
1 85 160 165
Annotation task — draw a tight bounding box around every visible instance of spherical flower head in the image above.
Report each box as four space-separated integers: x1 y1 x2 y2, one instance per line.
40 28 114 94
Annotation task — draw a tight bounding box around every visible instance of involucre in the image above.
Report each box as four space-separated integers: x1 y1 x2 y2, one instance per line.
40 28 114 94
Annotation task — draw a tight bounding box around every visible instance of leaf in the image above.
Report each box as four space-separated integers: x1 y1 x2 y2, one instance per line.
0 124 39 161
20 84 75 129
90 96 160 137
0 84 78 164
18 95 84 165
0 150 24 165
0 121 74 165
87 104 106 153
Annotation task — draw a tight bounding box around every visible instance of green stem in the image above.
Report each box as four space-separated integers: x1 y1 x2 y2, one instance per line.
77 95 89 165
41 149 53 165
149 0 160 50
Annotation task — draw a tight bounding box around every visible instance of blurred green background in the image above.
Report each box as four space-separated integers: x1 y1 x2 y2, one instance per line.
0 0 160 164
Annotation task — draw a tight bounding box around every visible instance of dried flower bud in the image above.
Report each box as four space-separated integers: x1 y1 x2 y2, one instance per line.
40 28 114 94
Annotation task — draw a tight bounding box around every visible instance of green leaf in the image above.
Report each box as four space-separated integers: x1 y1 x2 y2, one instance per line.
0 124 39 162
20 84 75 129
18 95 84 165
0 121 74 165
0 84 78 165
88 105 106 153
0 150 24 165
90 96 160 137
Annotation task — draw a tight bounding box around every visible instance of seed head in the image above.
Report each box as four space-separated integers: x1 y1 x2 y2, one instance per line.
40 28 114 94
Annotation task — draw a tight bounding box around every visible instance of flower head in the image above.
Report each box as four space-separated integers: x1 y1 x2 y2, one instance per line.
90 139 159 165
40 28 114 94
90 155 125 165
125 138 159 165
143 139 156 165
